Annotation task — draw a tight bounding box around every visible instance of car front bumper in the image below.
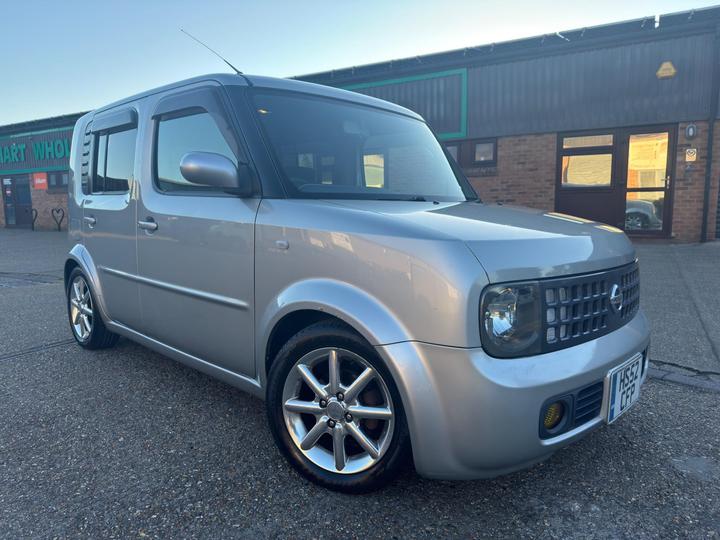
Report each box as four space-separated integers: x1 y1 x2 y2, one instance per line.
376 309 651 480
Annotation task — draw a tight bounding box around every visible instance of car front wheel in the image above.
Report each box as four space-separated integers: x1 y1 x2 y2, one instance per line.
267 320 410 492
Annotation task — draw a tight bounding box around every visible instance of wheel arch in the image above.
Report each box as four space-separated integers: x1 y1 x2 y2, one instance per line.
257 278 413 387
65 244 111 322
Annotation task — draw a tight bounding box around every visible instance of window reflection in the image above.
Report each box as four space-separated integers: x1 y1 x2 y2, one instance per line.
561 154 612 187
363 153 385 188
625 191 664 231
563 134 613 148
627 133 668 189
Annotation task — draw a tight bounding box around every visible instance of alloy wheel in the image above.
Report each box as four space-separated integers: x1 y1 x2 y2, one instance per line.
281 347 395 474
69 276 93 341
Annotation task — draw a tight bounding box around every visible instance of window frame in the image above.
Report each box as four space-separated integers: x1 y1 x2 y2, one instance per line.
151 85 253 198
557 130 615 190
46 171 69 193
468 138 497 167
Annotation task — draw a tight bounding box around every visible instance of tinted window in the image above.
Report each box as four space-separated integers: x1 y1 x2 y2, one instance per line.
93 128 135 193
93 135 107 193
250 91 473 201
155 112 237 192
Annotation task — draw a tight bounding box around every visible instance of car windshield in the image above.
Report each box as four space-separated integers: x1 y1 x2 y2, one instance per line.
249 90 474 201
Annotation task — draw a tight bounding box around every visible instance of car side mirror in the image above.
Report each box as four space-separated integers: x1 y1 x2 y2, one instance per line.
179 151 253 197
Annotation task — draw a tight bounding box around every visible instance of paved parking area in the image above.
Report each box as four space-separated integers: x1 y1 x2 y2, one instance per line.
1 229 719 538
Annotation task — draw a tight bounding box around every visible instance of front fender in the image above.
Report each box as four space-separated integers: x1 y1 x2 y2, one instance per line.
256 278 413 384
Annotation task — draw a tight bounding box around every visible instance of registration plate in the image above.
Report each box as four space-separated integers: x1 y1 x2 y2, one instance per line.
606 354 643 423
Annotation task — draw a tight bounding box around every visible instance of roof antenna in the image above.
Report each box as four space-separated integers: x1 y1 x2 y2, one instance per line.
180 28 251 83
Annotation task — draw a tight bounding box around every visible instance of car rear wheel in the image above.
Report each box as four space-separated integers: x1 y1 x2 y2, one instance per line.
267 320 410 492
66 267 118 350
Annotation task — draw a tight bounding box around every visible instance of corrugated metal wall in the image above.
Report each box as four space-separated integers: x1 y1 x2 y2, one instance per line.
467 33 715 138
346 72 463 136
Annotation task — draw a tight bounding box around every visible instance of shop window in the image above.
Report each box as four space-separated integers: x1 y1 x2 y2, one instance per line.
561 154 613 187
472 140 496 165
93 128 136 194
48 171 68 191
563 134 613 149
559 133 613 188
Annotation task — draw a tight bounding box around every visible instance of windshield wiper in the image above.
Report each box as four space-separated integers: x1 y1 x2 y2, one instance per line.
376 195 427 202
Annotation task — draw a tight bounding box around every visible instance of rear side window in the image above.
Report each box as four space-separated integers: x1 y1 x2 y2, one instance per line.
155 112 237 192
93 128 136 194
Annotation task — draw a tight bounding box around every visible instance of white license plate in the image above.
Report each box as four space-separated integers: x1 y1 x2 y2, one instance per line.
606 354 643 423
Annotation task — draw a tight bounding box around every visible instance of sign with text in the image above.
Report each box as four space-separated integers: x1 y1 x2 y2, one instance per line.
0 128 73 173
32 172 48 189
685 148 697 162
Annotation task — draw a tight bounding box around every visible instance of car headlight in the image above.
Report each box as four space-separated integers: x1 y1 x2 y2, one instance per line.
480 282 542 358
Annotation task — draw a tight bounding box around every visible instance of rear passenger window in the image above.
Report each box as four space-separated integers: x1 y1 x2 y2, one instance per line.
155 112 237 192
93 128 136 193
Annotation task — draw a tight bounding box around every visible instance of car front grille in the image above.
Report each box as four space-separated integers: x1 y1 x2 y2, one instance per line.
540 261 640 353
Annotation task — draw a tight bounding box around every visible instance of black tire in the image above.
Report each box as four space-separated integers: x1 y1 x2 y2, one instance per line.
66 267 119 350
267 320 411 493
625 212 649 230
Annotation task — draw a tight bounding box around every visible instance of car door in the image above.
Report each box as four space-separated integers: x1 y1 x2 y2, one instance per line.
136 83 259 377
82 108 141 328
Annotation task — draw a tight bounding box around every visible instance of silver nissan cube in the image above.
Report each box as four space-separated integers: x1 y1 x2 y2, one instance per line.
65 74 650 492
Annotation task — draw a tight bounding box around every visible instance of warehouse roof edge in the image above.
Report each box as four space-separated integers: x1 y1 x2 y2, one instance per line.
296 6 720 85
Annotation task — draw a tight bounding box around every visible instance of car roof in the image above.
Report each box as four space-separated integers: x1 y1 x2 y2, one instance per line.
91 73 422 121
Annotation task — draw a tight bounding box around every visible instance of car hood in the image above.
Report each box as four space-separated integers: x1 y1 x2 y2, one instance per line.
331 200 636 283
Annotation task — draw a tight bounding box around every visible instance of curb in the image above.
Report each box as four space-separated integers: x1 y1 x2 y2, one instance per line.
648 367 720 393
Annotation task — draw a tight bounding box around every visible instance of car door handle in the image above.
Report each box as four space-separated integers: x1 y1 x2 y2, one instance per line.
83 216 96 227
138 218 158 232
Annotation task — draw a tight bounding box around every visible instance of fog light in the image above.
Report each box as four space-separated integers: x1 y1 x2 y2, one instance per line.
543 401 565 430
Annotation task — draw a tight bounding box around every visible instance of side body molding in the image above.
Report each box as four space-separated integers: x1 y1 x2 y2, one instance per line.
256 278 413 384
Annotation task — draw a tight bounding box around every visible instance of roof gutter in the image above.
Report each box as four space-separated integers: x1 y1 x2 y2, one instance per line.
700 23 720 243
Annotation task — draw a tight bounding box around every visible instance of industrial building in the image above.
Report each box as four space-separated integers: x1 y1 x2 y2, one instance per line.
298 6 720 242
1 6 719 241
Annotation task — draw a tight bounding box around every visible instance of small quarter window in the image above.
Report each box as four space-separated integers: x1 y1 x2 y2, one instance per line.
155 112 237 192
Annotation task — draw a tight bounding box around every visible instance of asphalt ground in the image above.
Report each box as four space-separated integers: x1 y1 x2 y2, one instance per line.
1 229 719 538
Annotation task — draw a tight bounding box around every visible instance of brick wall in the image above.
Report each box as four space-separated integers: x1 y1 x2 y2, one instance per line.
673 121 718 242
31 190 68 231
466 133 557 211
465 126 719 243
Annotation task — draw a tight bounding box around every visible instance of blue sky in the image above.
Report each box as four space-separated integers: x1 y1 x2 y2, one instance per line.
1 0 716 125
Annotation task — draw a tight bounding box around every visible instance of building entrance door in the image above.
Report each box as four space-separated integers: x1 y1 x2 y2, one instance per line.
555 126 675 237
620 129 674 237
2 176 33 228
